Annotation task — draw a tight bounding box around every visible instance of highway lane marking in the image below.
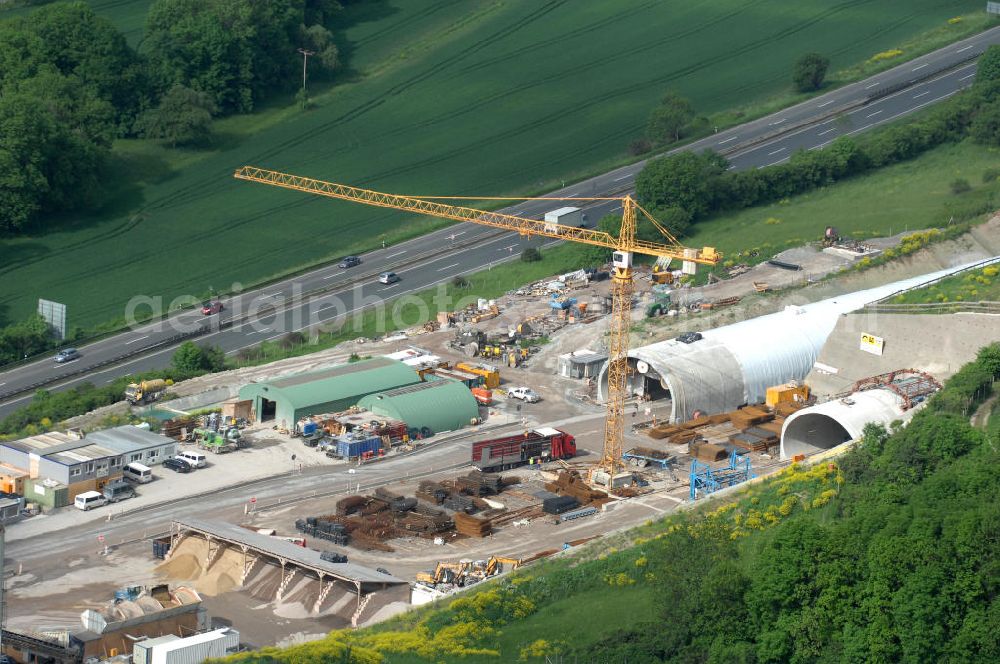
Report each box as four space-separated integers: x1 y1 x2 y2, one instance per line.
816 99 836 108
812 140 835 150
500 244 518 252
245 329 268 335
125 335 149 345
956 45 974 53
437 263 461 272
322 273 341 280
865 81 880 89
387 250 407 258
380 283 401 291
767 147 786 156
764 156 789 168
818 128 837 136
913 90 931 98
912 63 929 71
866 110 883 118
717 136 738 144
960 73 976 81
768 118 787 126
613 175 631 181
0 382 5 388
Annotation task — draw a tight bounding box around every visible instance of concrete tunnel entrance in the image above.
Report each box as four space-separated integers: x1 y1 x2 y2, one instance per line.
780 413 852 459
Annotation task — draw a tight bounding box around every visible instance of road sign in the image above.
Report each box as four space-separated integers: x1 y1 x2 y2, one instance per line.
38 299 67 340
859 333 884 356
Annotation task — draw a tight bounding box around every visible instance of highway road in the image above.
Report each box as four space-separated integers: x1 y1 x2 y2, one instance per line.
2 26 999 418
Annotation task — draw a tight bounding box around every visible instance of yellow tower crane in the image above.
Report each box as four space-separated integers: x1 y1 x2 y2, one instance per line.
233 166 720 485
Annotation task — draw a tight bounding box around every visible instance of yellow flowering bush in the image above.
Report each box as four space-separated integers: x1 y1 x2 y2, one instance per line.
868 49 903 64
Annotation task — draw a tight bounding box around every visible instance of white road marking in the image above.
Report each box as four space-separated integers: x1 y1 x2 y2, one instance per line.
447 231 466 238
0 382 5 388
913 90 931 99
818 128 837 136
387 250 407 258
767 147 786 156
865 81 880 89
764 156 789 167
380 283 401 291
912 63 928 71
816 99 836 108
245 328 268 335
499 244 518 252
866 109 883 118
323 273 340 279
717 135 738 144
125 335 149 345
956 44 974 53
769 118 787 126
959 73 976 81
613 175 631 181
812 140 835 150
437 263 460 272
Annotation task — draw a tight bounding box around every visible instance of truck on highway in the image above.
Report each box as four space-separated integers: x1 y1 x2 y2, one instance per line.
471 427 576 472
124 379 168 405
543 207 585 232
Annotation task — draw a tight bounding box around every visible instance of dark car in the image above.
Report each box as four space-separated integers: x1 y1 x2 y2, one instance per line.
163 457 193 473
338 255 362 268
676 332 703 344
201 300 223 315
54 348 81 363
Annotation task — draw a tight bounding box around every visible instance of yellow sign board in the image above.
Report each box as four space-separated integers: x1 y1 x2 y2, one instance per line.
859 333 884 356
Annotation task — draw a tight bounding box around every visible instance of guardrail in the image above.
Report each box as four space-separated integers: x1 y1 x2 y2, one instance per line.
862 301 1000 315
865 48 985 102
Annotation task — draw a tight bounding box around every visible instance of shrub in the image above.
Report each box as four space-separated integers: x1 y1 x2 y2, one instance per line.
521 247 542 262
629 138 652 155
950 178 972 194
983 168 1000 184
792 52 830 92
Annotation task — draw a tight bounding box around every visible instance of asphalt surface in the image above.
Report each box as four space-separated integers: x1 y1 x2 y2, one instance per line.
2 26 999 417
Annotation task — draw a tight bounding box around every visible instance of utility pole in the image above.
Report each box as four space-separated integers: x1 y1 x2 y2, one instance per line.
297 48 315 96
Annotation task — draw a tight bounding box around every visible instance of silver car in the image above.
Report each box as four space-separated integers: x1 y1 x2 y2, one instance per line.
54 348 81 363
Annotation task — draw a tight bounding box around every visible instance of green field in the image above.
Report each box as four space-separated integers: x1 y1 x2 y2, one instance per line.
889 262 1000 304
685 140 1000 260
0 0 988 328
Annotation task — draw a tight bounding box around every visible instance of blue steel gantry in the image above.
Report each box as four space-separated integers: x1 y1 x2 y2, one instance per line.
689 450 754 501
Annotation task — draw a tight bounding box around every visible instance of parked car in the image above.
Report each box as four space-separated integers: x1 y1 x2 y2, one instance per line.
378 272 400 284
676 331 703 344
201 300 224 315
339 255 362 268
74 491 106 511
163 457 193 473
54 348 81 363
176 450 207 468
102 480 136 503
507 387 541 403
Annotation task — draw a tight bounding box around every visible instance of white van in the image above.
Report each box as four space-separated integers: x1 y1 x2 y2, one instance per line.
75 491 107 511
176 450 207 468
122 462 153 484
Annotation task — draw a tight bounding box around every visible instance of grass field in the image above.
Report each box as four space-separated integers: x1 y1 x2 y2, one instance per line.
684 140 1000 260
888 263 1000 304
0 1 989 328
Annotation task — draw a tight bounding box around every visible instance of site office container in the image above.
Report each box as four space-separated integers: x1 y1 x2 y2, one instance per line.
471 427 576 471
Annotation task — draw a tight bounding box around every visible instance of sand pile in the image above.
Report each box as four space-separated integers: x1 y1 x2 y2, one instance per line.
156 537 245 596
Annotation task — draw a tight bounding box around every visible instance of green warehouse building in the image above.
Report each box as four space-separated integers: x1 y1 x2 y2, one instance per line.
357 376 480 436
238 357 421 429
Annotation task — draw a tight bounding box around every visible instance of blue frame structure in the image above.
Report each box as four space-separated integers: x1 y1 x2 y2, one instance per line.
689 450 754 500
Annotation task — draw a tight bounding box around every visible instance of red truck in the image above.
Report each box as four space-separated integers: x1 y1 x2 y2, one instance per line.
471 427 576 472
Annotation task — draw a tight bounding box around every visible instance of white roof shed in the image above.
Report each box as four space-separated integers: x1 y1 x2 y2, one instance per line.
599 258 998 423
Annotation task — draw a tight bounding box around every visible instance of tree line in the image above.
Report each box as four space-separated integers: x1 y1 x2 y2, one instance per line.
634 46 1000 240
0 0 345 234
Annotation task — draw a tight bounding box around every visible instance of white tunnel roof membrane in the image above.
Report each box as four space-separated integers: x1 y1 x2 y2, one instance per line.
780 388 908 459
600 258 997 422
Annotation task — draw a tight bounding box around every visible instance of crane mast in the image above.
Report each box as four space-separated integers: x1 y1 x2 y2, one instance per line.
234 166 719 486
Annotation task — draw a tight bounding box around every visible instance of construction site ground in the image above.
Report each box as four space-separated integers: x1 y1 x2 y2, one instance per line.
8 217 997 647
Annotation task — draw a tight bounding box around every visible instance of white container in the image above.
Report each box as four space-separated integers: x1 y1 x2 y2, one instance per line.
133 628 239 664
